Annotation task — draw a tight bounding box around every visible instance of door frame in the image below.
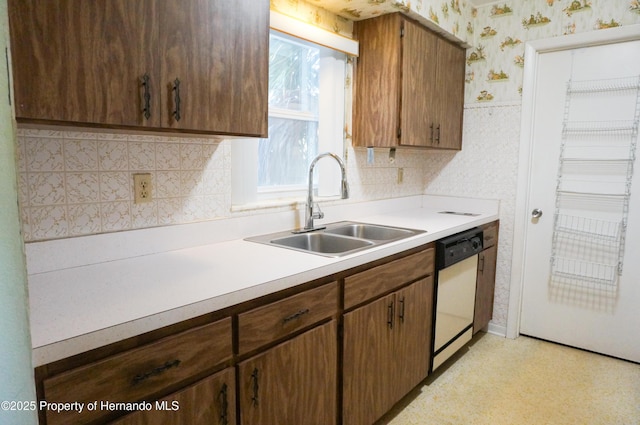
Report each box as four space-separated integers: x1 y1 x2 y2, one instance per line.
506 24 640 339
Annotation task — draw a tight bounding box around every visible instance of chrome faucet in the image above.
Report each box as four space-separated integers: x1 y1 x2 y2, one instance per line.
297 152 349 232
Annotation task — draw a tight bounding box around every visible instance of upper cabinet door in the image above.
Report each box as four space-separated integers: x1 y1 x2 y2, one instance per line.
399 19 437 147
434 38 465 150
353 13 402 148
9 0 160 128
159 0 269 136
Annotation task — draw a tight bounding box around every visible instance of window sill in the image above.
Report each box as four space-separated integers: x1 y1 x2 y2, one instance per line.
231 195 343 213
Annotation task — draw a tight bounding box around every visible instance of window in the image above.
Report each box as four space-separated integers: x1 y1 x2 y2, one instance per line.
232 19 353 208
258 33 321 190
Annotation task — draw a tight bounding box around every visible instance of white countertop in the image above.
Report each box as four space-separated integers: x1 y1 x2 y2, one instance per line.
27 195 499 366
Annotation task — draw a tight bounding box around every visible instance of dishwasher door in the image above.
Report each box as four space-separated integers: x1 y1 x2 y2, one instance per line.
432 254 478 370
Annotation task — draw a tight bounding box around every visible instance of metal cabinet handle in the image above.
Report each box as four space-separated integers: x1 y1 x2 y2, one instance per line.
141 74 151 120
218 383 229 425
479 254 485 273
132 359 181 385
532 208 543 218
398 297 405 323
172 78 181 122
283 308 310 324
435 125 441 144
250 368 259 407
387 301 394 329
430 123 434 143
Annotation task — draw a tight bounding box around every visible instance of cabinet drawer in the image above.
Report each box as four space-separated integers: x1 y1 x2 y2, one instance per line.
43 318 232 425
238 282 338 355
482 222 499 248
344 248 434 309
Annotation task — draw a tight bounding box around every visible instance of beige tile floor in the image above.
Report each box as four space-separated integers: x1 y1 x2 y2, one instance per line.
378 333 640 425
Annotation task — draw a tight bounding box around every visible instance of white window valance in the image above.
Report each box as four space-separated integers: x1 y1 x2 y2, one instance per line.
270 10 359 57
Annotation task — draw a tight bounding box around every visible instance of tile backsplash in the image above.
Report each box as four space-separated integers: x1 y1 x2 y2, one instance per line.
16 128 231 241
16 127 428 242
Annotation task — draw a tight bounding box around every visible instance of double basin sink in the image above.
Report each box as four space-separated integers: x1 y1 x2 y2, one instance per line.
246 221 426 257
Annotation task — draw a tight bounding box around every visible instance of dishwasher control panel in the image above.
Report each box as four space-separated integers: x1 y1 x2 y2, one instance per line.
436 227 483 269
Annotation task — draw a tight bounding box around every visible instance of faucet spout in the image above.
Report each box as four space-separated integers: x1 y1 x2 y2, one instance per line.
300 152 349 232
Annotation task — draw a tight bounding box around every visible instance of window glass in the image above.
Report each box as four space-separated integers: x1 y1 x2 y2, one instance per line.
258 117 318 187
267 34 319 114
258 33 322 191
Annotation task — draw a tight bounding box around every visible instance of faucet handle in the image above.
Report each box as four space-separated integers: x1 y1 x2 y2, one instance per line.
312 203 324 220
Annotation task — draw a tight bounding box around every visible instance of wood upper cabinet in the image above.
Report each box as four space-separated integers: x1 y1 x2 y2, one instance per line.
353 13 464 149
343 277 433 425
159 0 268 135
112 367 237 425
8 0 160 128
8 0 268 136
238 321 337 425
433 37 466 149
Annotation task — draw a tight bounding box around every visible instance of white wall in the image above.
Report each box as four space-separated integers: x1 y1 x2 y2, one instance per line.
0 0 38 423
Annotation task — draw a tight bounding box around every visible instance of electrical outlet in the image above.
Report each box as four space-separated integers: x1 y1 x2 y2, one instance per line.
397 168 404 184
133 173 152 204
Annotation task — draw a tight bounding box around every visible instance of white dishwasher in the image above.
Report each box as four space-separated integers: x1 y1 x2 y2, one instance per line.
432 228 483 371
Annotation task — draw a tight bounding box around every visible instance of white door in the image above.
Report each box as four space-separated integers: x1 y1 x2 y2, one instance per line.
519 39 640 362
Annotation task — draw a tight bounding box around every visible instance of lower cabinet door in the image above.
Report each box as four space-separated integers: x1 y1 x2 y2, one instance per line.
343 294 396 425
112 367 236 425
474 244 497 333
343 278 433 425
393 277 433 400
238 320 337 425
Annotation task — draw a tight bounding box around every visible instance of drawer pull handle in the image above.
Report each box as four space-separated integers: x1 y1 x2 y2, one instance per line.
132 359 181 385
387 301 394 329
219 383 229 425
172 78 181 122
283 308 310 324
250 368 259 407
141 73 151 120
398 297 405 323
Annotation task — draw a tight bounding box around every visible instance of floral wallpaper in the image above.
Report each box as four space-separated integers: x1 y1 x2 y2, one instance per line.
466 0 640 103
273 1 640 104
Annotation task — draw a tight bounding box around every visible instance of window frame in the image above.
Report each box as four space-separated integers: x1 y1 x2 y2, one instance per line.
231 17 356 209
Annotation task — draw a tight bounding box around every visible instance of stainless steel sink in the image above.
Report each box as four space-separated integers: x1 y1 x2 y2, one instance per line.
324 223 416 241
270 232 374 255
245 221 426 257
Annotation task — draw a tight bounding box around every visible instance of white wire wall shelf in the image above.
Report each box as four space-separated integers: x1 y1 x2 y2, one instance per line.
551 257 618 287
563 120 636 135
554 214 622 243
551 75 639 286
566 76 640 94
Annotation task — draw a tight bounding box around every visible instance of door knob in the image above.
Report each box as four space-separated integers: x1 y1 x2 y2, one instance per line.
531 208 543 218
